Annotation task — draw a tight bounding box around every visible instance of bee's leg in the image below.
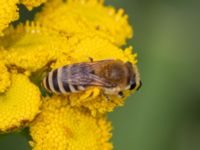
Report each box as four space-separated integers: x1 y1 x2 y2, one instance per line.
88 57 94 62
104 95 110 102
102 92 111 102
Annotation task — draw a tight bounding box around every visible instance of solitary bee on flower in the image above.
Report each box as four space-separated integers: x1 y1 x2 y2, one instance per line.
42 59 141 97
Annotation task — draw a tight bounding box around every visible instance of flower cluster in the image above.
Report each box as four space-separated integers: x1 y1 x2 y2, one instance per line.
0 0 138 149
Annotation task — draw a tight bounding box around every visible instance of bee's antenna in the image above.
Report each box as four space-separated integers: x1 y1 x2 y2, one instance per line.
88 57 94 62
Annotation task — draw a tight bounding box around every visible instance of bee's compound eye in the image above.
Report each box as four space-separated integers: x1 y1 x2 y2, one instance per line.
118 91 123 96
129 81 136 90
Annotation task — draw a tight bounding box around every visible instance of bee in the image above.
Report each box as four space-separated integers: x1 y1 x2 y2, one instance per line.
42 59 141 97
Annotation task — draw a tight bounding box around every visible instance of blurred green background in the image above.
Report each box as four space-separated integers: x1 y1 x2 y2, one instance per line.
0 0 200 149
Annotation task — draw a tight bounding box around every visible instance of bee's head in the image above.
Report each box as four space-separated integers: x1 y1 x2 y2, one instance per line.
125 62 142 91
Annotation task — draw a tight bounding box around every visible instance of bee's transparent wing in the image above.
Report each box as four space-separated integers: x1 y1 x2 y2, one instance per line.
68 73 114 87
62 60 115 87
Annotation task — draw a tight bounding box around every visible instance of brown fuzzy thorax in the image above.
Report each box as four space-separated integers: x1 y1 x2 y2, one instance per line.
97 61 129 88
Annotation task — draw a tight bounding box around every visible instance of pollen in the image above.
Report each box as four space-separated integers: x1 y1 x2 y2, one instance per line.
35 0 132 46
30 96 113 150
0 73 41 132
0 0 19 35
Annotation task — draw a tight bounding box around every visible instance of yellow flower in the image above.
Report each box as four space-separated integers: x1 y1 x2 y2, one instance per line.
35 0 133 46
0 73 41 132
0 0 19 35
0 22 71 72
30 96 113 150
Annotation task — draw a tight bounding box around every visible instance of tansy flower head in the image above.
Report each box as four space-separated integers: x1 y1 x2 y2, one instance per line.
35 0 133 46
0 22 71 73
0 73 41 132
30 96 113 150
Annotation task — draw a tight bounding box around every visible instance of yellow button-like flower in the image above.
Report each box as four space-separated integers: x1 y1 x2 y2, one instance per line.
30 96 113 150
0 0 19 35
0 73 41 132
0 22 71 72
36 0 132 46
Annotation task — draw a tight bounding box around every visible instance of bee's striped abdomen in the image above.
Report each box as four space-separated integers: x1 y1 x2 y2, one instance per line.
43 75 51 92
57 67 69 94
42 66 86 94
52 69 60 92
